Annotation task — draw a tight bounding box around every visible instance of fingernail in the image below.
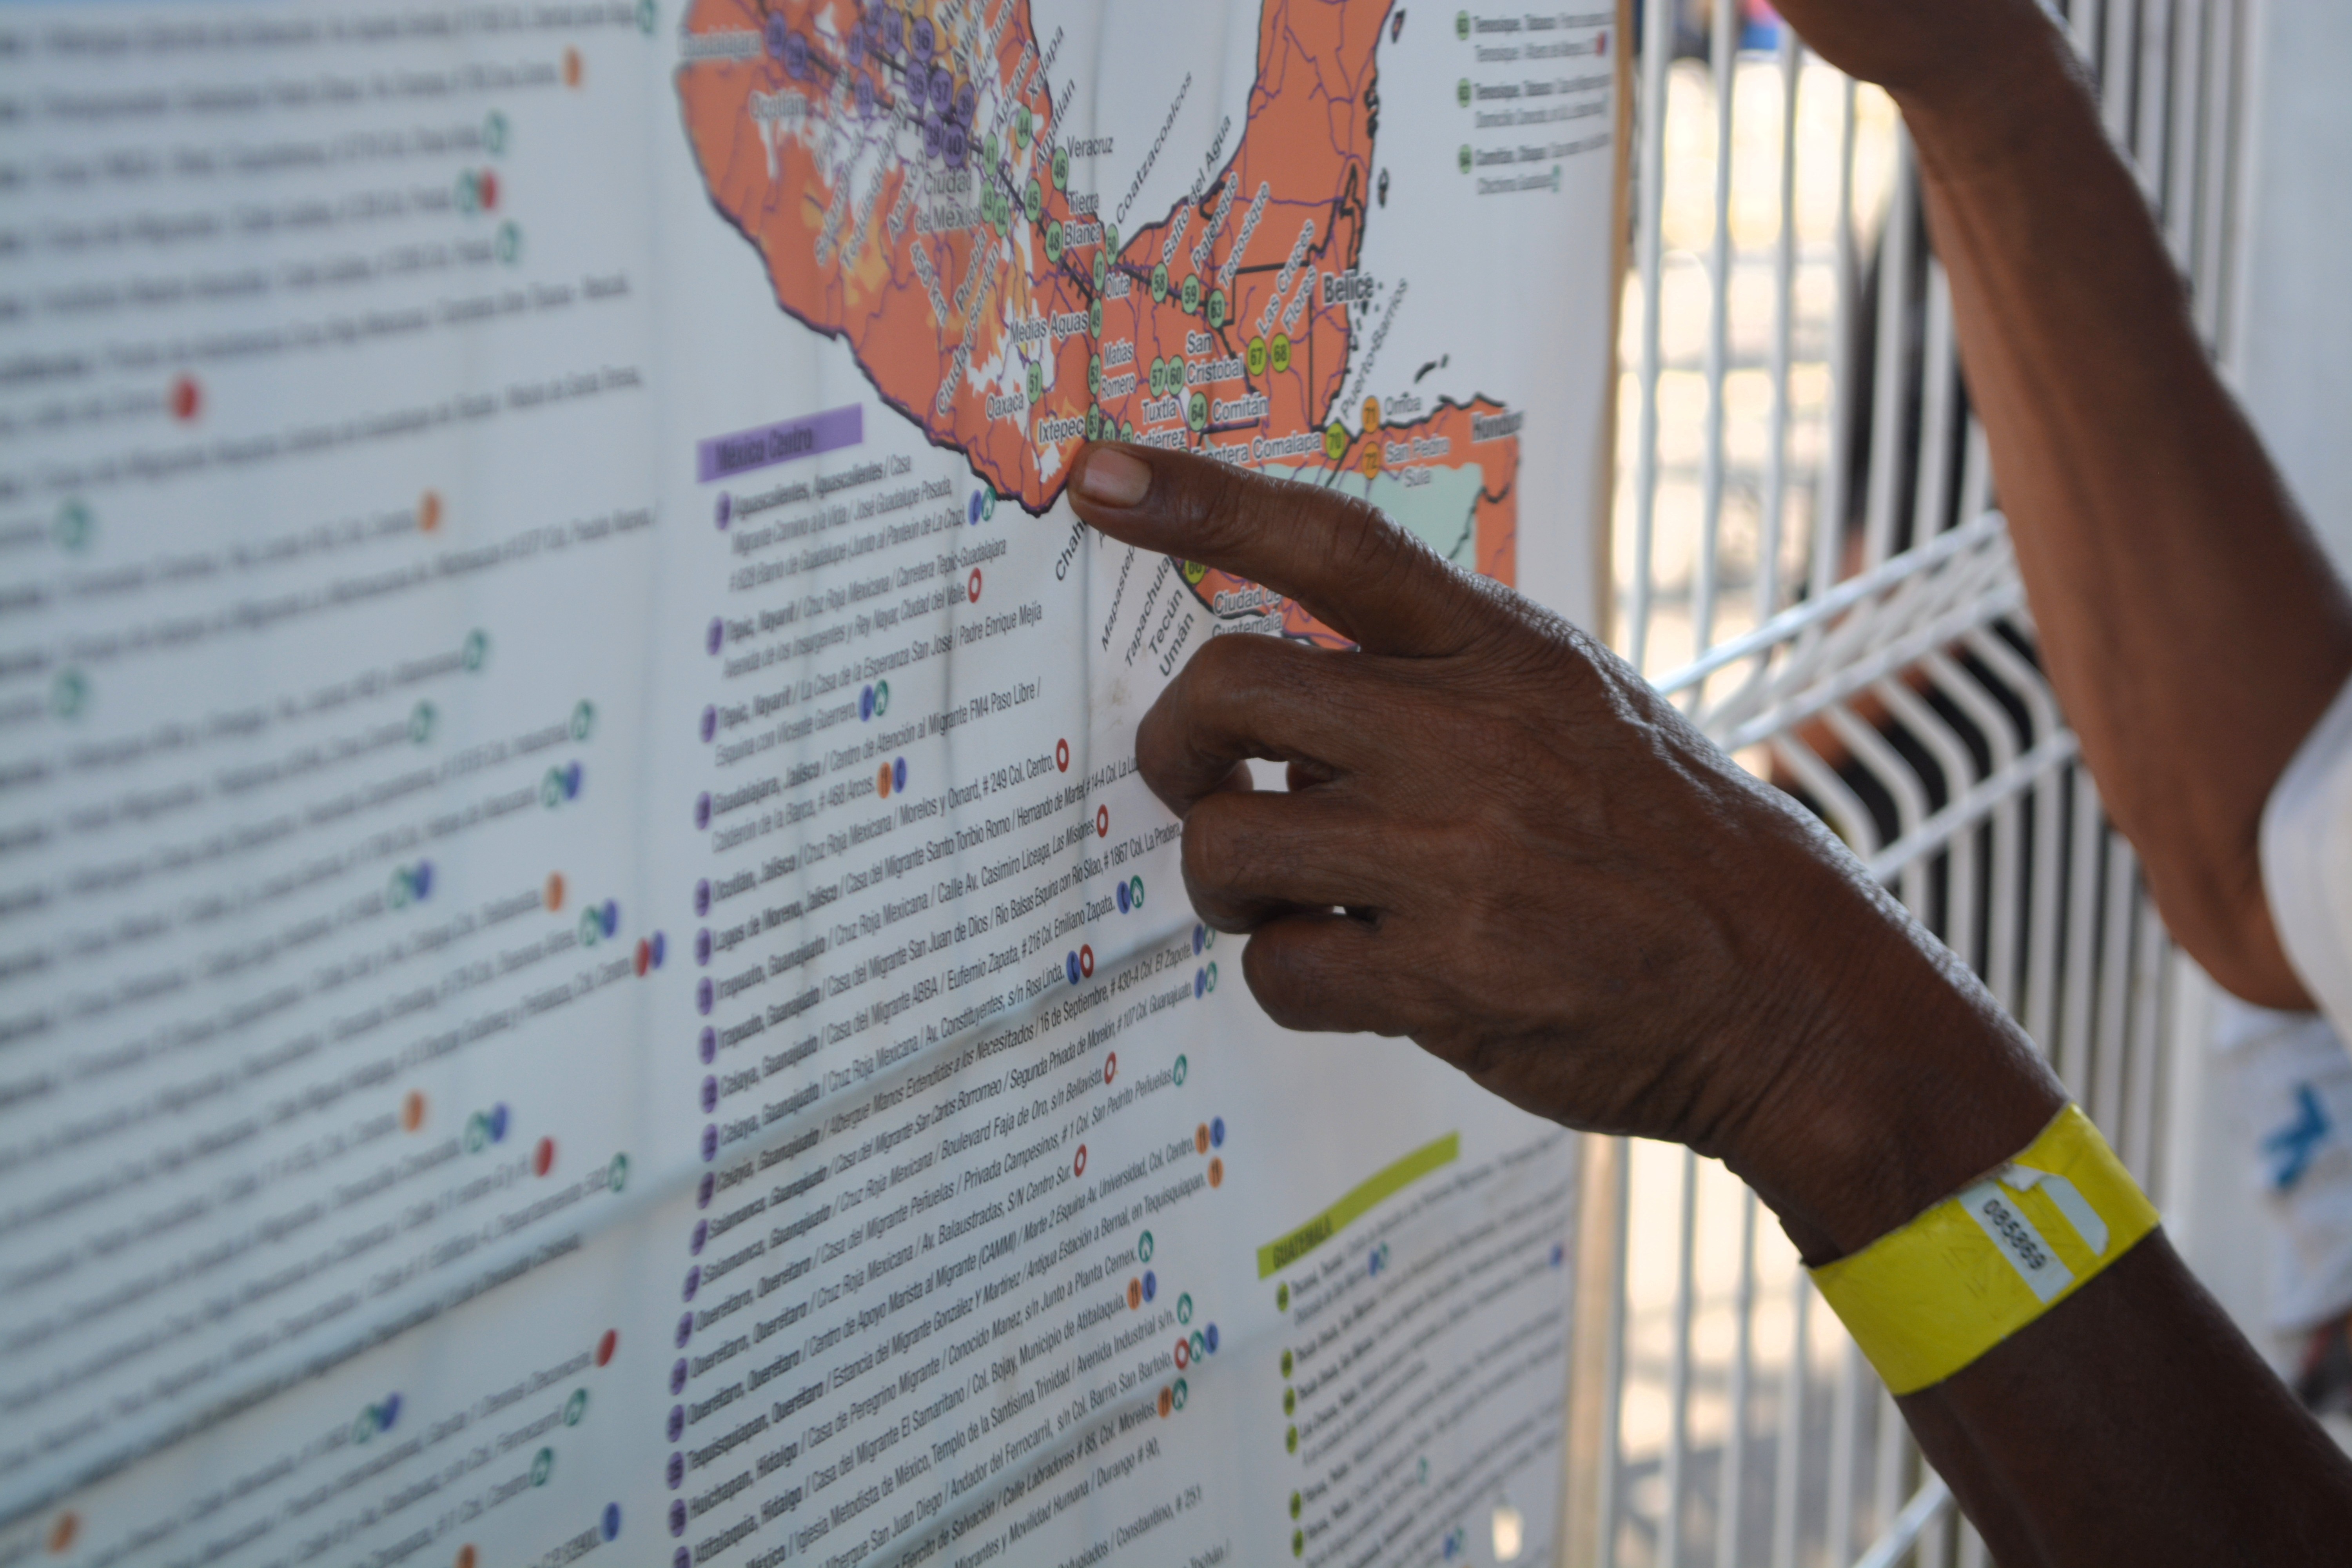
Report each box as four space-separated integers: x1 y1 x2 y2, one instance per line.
1076 446 1152 508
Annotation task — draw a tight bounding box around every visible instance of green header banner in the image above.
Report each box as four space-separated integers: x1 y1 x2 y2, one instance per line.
1255 1133 1460 1279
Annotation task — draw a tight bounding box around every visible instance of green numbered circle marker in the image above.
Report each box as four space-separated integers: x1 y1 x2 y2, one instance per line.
1188 391 1208 432
1458 77 1471 108
1093 250 1108 289
1045 221 1064 263
1151 262 1169 303
1053 147 1070 189
985 132 1000 166
1149 358 1165 397
1024 179 1042 223
1180 273 1202 315
1247 337 1269 376
1088 354 1103 394
1016 105 1033 148
1323 423 1348 462
1089 301 1103 336
1026 361 1044 403
1270 333 1292 373
1207 289 1227 328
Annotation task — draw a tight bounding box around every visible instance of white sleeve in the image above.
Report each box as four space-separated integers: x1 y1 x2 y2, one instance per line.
2262 671 2352 1031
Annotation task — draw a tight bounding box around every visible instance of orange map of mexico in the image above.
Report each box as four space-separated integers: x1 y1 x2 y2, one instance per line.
675 0 1524 634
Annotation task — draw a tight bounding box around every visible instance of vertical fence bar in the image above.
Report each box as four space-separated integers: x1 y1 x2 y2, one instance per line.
1757 33 1803 635
2125 886 2171 1183
2192 0 2238 350
1826 1340 1862 1568
1811 79 1860 606
1694 0 1739 660
1714 1190 1758 1568
2093 833 2141 1135
2166 0 2207 265
1628 0 1675 674
1659 1148 1702 1568
2058 770 2107 1096
1860 138 1915 569
1770 1276 1809 1568
1910 261 1959 543
1598 1136 1632 1568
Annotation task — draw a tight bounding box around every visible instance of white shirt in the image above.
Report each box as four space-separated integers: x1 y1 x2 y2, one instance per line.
2263 675 2352 1031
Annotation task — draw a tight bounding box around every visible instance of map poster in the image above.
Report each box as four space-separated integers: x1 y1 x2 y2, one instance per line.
0 3 1617 1567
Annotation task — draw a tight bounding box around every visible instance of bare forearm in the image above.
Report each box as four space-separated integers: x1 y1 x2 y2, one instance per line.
1895 30 2352 1006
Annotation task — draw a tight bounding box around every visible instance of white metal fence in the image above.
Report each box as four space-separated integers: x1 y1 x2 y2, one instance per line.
1573 1 2249 1564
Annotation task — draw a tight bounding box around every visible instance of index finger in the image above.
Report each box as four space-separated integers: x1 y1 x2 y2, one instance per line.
1066 441 1499 657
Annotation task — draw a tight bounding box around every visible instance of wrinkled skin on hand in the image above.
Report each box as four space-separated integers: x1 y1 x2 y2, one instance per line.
1067 443 2059 1262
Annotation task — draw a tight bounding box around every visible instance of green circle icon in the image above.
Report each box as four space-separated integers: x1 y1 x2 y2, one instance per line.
1283 1387 1296 1416
1275 1281 1288 1310
1456 9 1470 39
1053 147 1070 189
1206 961 1219 992
1177 1293 1193 1325
1172 1377 1188 1411
1045 221 1064 262
1290 1492 1303 1520
875 677 893 712
1093 250 1108 289
1027 361 1044 403
1086 407 1103 441
1293 1528 1305 1558
1024 180 1042 223
1173 1054 1188 1085
1281 1348 1294 1379
1458 78 1471 108
1015 105 1033 148
1187 392 1208 432
50 668 86 720
1207 288 1227 328
1129 875 1145 907
497 221 522 263
530 1447 554 1487
485 110 510 154
465 1112 489 1152
608 1152 630 1192
1458 144 1473 175
1089 300 1104 335
1324 423 1348 462
463 630 489 670
1088 354 1103 394
1247 337 1269 377
1151 263 1169 303
1180 274 1202 315
1120 419 1135 441
572 699 595 740
985 132 1000 165
1271 334 1292 374
564 1388 588 1426
54 499 93 552
579 909 602 947
1138 1230 1155 1263
1285 1425 1298 1454
1149 358 1165 397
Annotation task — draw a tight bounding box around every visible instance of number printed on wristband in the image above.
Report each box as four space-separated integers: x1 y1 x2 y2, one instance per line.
1959 1180 2075 1303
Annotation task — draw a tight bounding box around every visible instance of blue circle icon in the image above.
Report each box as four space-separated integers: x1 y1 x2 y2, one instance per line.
1210 1117 1224 1148
968 492 983 525
1193 924 1205 955
1143 1270 1156 1302
893 757 908 792
698 1172 714 1208
1066 952 1082 986
1116 881 1131 914
601 900 618 937
1205 1323 1220 1354
1194 970 1205 999
861 684 875 720
413 862 433 900
651 931 666 967
699 1027 716 1064
489 1103 509 1142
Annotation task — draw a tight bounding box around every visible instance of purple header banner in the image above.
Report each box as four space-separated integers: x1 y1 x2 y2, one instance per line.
696 403 863 483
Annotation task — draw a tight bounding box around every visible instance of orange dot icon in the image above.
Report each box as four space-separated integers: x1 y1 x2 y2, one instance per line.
1361 441 1382 478
877 763 894 800
1362 396 1381 429
47 1512 78 1554
1208 1157 1224 1188
1157 1386 1173 1418
1194 1123 1210 1155
563 47 584 87
545 872 565 911
418 490 443 532
401 1091 427 1132
1127 1278 1142 1310
455 1547 478 1568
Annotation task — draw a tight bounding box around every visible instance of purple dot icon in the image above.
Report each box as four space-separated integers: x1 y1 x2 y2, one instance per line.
945 124 967 169
681 1267 700 1303
699 1027 717 1065
968 492 984 525
1194 969 1206 999
701 1124 718 1162
695 878 711 916
860 684 875 722
667 1451 685 1489
695 793 711 831
1143 1270 1156 1302
381 1392 402 1430
911 15 933 60
675 1550 690 1568
601 900 618 938
848 28 865 68
764 13 789 59
893 757 907 792
701 706 717 742
923 118 942 160
956 82 976 124
1193 924 1206 955
670 1357 688 1395
707 618 723 656
564 762 582 800
604 1505 622 1544
691 1218 709 1254
675 1312 692 1349
669 1499 687 1537
855 75 875 120
783 29 810 79
700 1077 717 1115
489 1103 509 1142
930 65 953 113
668 1405 684 1443
1211 1117 1225 1147
715 492 732 529
696 929 712 965
1205 1323 1220 1354
696 978 713 1015
697 1171 715 1208
652 931 666 967
1117 881 1131 914
413 861 433 899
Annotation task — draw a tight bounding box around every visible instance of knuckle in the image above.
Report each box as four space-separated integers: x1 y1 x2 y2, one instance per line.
1178 798 1246 891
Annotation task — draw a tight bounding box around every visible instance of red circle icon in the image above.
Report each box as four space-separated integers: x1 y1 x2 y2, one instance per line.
596 1328 618 1366
1095 806 1109 838
1056 739 1070 773
1104 1051 1118 1084
1174 1339 1191 1370
478 169 499 210
170 374 202 422
634 939 651 977
1073 1144 1088 1178
967 569 983 603
533 1137 556 1177
1078 944 1094 978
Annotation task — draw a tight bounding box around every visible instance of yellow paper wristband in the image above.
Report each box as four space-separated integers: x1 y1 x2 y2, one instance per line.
1809 1105 2159 1395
